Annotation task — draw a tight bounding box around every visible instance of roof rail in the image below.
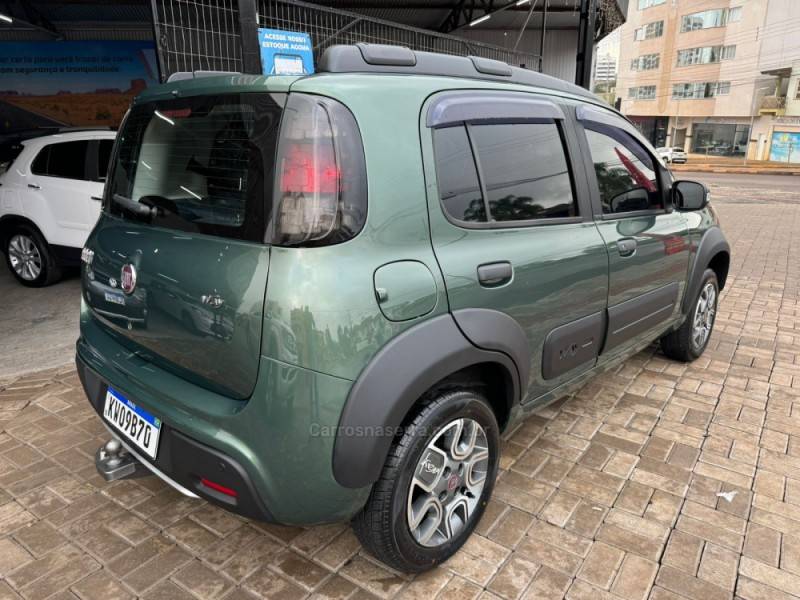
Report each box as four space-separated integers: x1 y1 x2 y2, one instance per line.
318 43 596 100
166 70 241 83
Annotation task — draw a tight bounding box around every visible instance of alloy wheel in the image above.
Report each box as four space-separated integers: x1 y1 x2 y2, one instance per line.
692 281 716 350
407 418 489 547
8 234 42 281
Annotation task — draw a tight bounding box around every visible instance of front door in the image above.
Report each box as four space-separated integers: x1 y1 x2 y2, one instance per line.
575 106 690 358
422 91 609 402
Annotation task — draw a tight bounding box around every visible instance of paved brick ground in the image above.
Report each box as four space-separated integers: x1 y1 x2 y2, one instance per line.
1 190 800 599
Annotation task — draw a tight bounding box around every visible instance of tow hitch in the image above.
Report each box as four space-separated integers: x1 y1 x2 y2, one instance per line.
95 438 140 481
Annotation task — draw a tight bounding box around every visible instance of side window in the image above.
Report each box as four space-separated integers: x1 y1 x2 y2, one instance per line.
470 123 576 221
97 140 114 181
584 126 662 215
31 141 90 180
31 146 50 176
432 126 485 222
432 120 577 224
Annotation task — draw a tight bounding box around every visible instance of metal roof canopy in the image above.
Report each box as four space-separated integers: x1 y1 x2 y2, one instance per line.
0 0 627 87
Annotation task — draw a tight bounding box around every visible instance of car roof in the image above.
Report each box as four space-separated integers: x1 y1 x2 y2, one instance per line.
20 130 116 147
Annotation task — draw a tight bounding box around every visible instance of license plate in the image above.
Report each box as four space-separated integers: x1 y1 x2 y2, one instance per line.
104 291 125 306
103 388 161 459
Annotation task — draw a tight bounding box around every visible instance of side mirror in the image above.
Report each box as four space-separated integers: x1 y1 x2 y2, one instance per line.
672 180 709 211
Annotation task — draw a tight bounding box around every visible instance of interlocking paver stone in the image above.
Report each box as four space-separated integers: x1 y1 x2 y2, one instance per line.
3 189 800 599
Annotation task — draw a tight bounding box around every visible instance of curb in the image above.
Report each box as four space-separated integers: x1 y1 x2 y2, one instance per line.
670 166 800 176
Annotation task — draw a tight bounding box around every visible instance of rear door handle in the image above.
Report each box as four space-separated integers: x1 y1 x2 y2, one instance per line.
477 261 513 287
27 183 41 190
617 238 637 257
90 196 103 202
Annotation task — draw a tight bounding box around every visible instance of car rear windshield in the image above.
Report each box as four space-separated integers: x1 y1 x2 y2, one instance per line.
107 93 284 242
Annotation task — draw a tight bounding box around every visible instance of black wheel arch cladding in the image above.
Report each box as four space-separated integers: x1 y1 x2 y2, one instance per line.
332 312 526 489
683 226 730 314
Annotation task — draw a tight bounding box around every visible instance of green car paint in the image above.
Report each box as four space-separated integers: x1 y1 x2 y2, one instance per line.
77 65 727 526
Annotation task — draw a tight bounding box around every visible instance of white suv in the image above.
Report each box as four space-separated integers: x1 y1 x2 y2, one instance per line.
0 130 116 286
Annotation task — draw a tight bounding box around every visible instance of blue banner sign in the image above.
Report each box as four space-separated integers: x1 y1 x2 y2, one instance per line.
257 28 314 76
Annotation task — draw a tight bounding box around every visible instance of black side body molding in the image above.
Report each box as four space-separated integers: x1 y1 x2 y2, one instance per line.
542 311 605 380
604 282 679 353
332 313 522 489
682 226 730 313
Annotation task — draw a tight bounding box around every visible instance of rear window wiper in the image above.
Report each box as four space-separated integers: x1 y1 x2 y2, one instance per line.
113 194 156 219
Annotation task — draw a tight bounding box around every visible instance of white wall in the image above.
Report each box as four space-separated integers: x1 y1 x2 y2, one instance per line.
458 29 579 82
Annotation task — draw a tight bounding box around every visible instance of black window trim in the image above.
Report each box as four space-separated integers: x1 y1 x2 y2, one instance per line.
576 106 672 219
433 118 584 230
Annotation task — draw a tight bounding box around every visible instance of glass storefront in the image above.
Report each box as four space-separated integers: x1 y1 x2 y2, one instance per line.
629 117 668 148
691 123 750 156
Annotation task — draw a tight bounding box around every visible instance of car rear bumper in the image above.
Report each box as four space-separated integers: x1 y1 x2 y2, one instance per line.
77 354 276 521
76 308 370 525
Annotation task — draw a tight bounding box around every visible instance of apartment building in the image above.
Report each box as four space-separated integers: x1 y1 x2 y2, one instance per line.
617 0 769 157
751 0 800 162
595 53 618 85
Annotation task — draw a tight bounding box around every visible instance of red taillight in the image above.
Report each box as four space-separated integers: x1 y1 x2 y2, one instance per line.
200 477 238 498
279 143 340 194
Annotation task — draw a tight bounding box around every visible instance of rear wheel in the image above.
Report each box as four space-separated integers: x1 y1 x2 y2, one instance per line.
4 226 61 287
353 390 499 573
661 269 718 361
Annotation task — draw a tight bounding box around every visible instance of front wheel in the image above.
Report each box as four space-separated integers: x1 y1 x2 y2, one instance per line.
661 269 718 361
353 390 500 573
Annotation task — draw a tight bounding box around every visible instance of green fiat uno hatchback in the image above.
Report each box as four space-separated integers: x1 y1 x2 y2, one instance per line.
77 43 730 572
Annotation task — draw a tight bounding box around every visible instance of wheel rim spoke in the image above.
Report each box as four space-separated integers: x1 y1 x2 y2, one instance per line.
691 282 717 350
407 416 490 548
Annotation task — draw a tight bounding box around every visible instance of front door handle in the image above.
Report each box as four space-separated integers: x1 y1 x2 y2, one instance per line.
90 196 103 202
27 183 41 190
477 261 513 287
617 238 637 257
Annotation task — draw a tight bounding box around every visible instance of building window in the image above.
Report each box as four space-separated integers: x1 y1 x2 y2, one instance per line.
631 53 660 71
672 81 731 99
628 86 657 100
638 0 665 9
796 81 800 100
692 123 750 156
681 7 742 32
634 20 664 40
676 45 736 66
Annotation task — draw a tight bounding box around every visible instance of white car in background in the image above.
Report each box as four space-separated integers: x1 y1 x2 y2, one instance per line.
0 129 116 286
656 147 688 164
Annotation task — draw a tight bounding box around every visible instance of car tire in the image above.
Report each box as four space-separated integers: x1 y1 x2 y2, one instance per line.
661 269 718 362
352 389 500 573
4 225 62 287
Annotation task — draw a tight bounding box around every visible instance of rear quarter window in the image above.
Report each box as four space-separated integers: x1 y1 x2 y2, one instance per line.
0 141 24 175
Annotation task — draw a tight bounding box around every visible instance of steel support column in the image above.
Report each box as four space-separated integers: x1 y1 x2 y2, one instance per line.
574 0 595 89
238 0 262 74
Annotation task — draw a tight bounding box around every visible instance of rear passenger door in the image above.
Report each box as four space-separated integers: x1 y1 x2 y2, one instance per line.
28 139 96 247
574 105 690 358
421 91 610 403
